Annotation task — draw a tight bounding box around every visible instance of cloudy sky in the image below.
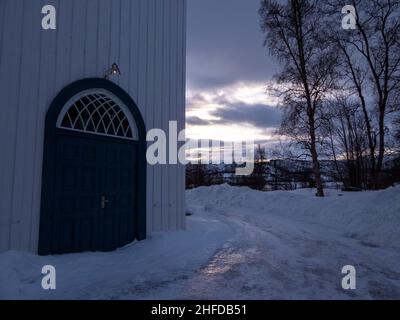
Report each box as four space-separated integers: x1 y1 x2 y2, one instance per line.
186 0 281 144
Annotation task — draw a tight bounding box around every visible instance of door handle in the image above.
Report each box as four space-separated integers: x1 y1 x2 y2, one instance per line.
101 195 110 209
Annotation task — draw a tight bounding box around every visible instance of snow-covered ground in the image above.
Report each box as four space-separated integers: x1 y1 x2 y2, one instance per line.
1 185 399 299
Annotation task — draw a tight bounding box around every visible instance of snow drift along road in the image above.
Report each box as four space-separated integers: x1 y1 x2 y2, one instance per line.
187 184 400 251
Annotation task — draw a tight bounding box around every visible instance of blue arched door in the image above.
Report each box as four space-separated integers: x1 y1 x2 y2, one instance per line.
39 79 146 255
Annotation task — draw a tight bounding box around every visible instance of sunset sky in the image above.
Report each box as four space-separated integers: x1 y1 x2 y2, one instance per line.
186 0 282 146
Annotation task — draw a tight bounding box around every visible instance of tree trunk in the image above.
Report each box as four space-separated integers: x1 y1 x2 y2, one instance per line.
292 0 324 197
309 119 324 197
328 124 345 186
376 109 386 187
340 45 377 188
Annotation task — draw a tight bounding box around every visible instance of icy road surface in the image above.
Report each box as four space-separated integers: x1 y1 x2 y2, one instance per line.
1 185 399 299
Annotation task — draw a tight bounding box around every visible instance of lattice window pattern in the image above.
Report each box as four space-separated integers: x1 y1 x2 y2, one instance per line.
58 92 136 140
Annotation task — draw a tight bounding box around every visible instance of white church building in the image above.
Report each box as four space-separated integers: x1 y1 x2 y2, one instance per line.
0 0 186 254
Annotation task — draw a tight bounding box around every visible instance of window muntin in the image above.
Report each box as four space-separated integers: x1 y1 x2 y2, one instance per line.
57 90 138 140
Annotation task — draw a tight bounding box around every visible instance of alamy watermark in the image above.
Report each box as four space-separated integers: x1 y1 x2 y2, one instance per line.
41 265 56 290
146 121 255 176
41 5 56 30
342 5 357 30
341 265 356 290
42 4 357 31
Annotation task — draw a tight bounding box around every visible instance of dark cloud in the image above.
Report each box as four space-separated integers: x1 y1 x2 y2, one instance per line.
186 116 213 126
213 103 282 128
186 102 282 129
187 0 280 90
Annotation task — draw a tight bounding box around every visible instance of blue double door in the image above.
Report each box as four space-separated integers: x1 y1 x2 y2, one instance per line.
52 130 138 254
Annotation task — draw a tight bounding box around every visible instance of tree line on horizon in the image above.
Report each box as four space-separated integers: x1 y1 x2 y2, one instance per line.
185 145 400 192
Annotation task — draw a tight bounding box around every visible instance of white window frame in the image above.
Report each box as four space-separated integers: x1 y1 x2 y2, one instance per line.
56 89 139 141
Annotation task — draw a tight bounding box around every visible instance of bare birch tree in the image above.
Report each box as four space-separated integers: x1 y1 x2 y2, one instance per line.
260 0 339 196
324 0 400 187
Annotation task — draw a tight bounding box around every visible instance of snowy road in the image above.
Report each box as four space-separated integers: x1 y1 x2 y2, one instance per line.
180 186 400 299
1 185 399 299
180 207 400 299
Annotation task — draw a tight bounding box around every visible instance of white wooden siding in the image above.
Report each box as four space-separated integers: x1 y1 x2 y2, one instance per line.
0 0 186 253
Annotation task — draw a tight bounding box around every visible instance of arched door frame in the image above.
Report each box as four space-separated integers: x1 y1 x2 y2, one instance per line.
38 78 147 255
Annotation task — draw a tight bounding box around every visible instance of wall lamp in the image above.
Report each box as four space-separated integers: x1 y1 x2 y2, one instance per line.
103 63 121 79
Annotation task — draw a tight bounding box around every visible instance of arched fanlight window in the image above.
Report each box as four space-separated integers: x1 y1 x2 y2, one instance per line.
56 89 138 140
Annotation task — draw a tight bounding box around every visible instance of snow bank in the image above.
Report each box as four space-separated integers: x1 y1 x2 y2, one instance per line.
187 184 400 250
0 212 233 300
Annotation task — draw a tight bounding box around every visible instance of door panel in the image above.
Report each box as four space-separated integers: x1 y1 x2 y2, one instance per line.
102 142 137 251
51 132 137 254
